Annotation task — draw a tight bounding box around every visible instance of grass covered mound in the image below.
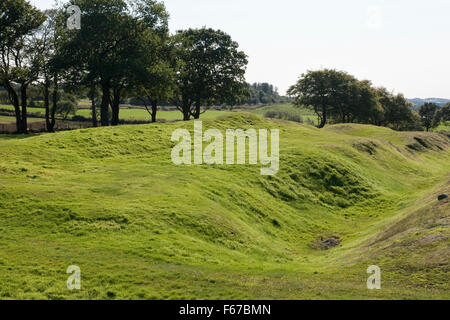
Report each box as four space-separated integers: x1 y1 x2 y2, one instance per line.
0 114 449 299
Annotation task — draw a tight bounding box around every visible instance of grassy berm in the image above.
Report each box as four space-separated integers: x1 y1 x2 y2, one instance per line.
0 114 448 300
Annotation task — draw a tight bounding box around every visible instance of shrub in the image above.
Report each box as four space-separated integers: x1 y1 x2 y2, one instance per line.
264 110 303 123
71 115 91 122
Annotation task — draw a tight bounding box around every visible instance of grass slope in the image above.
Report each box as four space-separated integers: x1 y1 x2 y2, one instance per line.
0 114 448 300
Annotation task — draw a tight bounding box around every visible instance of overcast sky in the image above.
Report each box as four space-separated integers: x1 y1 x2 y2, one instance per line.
31 0 450 98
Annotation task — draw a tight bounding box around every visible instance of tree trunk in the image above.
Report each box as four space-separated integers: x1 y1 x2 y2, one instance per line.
90 85 98 127
44 79 51 132
151 100 157 123
110 87 121 126
100 83 110 126
20 85 28 134
3 81 23 133
318 105 327 128
183 105 190 121
193 102 201 119
49 73 58 133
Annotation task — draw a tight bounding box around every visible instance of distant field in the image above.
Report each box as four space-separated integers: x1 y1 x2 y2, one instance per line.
1 103 317 123
2 103 316 122
0 116 44 124
0 105 46 114
2 102 447 131
1 104 235 122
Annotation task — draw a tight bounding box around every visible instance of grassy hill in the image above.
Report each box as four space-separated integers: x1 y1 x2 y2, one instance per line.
0 114 448 299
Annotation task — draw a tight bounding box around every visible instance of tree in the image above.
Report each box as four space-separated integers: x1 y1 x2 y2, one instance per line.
55 93 78 120
0 0 46 133
435 103 450 127
55 0 169 126
288 70 418 130
375 88 417 130
129 13 173 123
243 83 288 106
87 83 100 127
419 102 438 131
171 28 248 121
288 69 378 128
32 9 65 132
133 60 175 123
329 77 380 124
55 0 127 127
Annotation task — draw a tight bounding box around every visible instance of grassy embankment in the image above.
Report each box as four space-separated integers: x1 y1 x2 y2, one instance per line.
0 113 449 299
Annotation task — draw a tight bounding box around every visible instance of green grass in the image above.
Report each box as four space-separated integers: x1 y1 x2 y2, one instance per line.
0 105 47 114
77 108 235 121
1 104 235 122
0 113 449 300
434 124 450 132
0 116 44 124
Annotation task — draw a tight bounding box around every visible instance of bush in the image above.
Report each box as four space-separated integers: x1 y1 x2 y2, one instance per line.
264 110 303 123
0 91 10 104
71 115 91 122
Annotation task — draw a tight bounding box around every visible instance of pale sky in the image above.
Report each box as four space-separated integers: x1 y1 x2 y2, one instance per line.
31 0 450 98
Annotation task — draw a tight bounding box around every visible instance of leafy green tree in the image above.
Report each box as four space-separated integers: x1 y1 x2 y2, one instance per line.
55 93 78 120
288 70 420 130
329 76 379 124
288 69 342 128
375 88 417 130
0 0 46 133
348 80 382 124
32 9 66 132
419 102 438 131
288 69 378 128
171 28 248 120
434 103 450 127
55 0 127 127
244 83 288 106
130 19 174 123
133 61 175 123
55 0 169 126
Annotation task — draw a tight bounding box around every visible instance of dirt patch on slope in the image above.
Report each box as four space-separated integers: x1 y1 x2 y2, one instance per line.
313 236 341 250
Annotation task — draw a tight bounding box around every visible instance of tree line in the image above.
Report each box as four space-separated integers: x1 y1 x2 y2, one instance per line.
245 83 290 105
1 1 448 135
288 69 450 131
0 0 249 133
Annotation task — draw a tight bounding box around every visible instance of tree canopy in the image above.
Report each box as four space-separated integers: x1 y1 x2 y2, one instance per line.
0 0 46 133
171 28 248 120
287 69 381 128
54 0 170 126
419 102 439 132
288 69 419 130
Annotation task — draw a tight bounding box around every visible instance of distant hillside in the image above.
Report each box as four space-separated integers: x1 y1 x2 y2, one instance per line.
408 98 450 109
